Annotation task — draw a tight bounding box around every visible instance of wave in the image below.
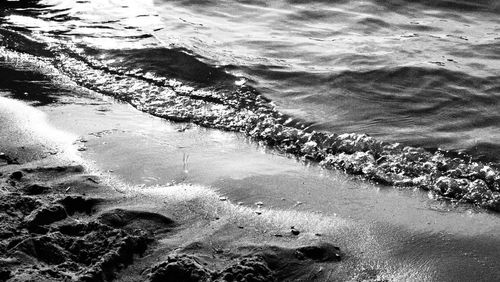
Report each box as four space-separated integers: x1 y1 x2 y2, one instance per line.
161 0 500 14
3 17 500 162
374 0 500 13
1 0 500 212
167 0 500 12
241 63 500 154
4 43 500 212
79 46 235 87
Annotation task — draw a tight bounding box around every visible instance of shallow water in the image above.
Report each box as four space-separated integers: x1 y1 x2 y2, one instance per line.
1 0 499 161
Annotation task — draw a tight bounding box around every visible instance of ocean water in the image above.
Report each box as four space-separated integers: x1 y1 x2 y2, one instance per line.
1 0 499 161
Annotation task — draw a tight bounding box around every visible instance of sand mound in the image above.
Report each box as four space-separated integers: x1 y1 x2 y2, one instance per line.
98 209 175 233
146 254 275 282
0 191 152 282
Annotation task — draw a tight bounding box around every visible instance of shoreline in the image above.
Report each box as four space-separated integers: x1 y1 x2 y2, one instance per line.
0 29 499 211
51 45 500 212
0 2 500 280
0 96 352 281
1 38 500 281
1 90 500 281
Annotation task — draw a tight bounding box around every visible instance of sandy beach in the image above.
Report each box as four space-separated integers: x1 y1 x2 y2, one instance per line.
1 82 500 281
0 95 350 281
2 0 500 281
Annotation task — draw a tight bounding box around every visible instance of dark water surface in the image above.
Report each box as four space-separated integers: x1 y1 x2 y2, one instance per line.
1 0 499 161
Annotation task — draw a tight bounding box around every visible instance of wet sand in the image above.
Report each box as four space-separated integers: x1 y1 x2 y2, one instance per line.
0 96 349 281
1 90 500 281
47 94 500 281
